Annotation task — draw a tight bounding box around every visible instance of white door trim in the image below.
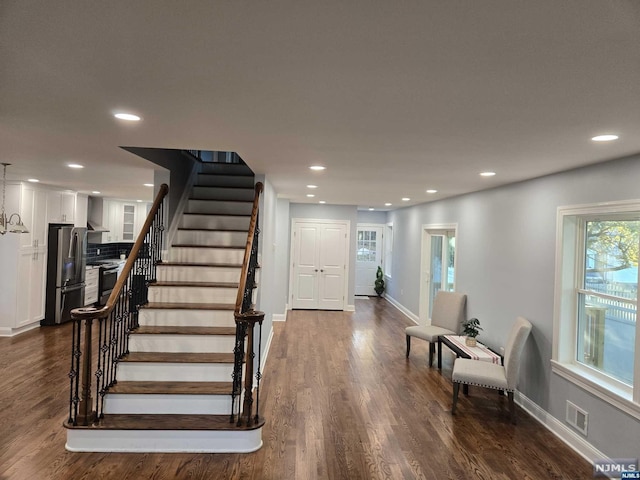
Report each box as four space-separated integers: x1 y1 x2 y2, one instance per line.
419 223 458 324
289 218 351 311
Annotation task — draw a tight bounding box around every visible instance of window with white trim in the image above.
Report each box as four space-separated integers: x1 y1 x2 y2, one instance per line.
554 202 640 416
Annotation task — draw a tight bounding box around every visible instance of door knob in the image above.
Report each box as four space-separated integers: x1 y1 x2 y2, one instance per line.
314 269 318 272
320 269 324 272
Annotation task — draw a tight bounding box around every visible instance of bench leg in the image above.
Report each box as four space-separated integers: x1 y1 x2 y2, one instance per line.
406 335 411 358
508 391 516 424
452 383 460 414
429 342 435 367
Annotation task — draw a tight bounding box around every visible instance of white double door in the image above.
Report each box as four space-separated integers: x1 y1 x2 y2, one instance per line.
291 220 349 310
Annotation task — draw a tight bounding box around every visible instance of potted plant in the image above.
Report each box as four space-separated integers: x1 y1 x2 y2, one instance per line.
462 318 482 346
374 266 385 297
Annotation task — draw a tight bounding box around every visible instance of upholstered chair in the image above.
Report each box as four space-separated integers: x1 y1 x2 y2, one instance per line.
405 291 467 366
451 316 532 424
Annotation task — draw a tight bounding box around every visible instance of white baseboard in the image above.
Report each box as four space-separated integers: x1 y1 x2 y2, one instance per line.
384 294 419 325
345 304 355 312
272 312 287 322
260 327 274 375
515 391 604 465
0 322 40 337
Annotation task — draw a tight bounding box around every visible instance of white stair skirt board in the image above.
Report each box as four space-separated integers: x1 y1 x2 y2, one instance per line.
117 362 237 382
129 334 236 353
139 309 235 327
180 214 251 231
196 175 255 188
148 285 237 304
191 186 255 201
66 427 263 453
103 393 235 415
169 247 244 264
187 200 253 216
174 230 248 247
156 265 242 284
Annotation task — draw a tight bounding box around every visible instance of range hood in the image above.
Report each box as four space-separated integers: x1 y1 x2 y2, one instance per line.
87 220 109 232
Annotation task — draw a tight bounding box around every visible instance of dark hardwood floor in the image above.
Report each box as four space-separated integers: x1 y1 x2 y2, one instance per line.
0 299 592 479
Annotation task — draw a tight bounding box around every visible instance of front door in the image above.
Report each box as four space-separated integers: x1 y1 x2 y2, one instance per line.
355 224 384 296
291 220 349 310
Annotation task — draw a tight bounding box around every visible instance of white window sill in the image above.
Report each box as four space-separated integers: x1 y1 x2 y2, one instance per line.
551 360 639 420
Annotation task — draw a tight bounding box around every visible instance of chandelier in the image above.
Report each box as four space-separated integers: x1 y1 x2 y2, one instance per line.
0 163 29 235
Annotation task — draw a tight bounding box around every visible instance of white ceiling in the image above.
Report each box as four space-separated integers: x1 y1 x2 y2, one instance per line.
1 1 639 207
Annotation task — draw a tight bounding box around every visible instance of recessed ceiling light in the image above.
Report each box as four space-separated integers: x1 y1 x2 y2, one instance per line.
27 178 39 183
426 189 437 194
480 171 496 177
144 183 154 187
114 112 141 121
306 184 318 189
92 191 101 194
319 200 326 204
591 134 619 142
68 163 84 169
368 208 374 211
402 197 410 202
309 165 326 171
385 203 392 206
306 194 315 198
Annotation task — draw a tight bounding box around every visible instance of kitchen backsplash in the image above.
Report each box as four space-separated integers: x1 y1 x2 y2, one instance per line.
87 243 133 264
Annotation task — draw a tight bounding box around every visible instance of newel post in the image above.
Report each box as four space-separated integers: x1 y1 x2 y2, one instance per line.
76 317 94 425
235 309 264 427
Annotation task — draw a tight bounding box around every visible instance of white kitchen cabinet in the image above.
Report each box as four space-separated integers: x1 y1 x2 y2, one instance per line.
15 247 47 327
0 182 48 334
47 190 76 224
101 199 122 243
75 194 88 228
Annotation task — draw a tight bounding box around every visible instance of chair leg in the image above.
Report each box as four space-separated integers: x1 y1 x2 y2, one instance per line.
428 342 435 367
508 391 516 424
452 383 460 414
406 335 411 358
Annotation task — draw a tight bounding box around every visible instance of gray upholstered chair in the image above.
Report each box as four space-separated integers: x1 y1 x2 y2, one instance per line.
405 291 467 366
451 316 532 424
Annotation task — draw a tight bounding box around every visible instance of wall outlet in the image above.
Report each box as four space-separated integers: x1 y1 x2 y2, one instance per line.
97 248 100 256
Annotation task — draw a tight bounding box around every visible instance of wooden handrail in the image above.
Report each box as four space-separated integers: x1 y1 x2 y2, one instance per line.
234 182 264 315
71 184 169 322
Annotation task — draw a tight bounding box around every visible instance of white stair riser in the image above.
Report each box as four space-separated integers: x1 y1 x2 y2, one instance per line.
180 214 250 231
174 230 247 247
197 175 254 188
129 334 236 353
187 200 253 215
157 265 241 283
169 247 244 264
66 427 263 453
148 286 237 304
103 393 233 415
139 309 235 327
191 186 255 202
117 362 236 382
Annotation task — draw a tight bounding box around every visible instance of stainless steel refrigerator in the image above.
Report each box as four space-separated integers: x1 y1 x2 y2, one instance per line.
43 225 87 325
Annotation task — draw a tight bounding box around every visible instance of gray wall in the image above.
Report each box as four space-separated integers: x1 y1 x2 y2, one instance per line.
387 154 640 459
289 203 358 306
357 210 388 224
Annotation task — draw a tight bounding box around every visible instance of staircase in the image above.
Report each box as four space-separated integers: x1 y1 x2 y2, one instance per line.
65 161 264 453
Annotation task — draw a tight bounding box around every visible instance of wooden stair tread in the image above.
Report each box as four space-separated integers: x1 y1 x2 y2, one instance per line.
177 228 248 233
134 326 236 335
142 302 235 310
181 213 251 217
158 262 242 268
122 352 237 363
66 414 263 431
189 197 252 202
171 244 245 250
152 281 239 288
109 381 232 395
